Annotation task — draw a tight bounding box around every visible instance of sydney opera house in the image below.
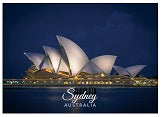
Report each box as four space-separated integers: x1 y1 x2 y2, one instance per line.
23 35 145 77
3 36 158 87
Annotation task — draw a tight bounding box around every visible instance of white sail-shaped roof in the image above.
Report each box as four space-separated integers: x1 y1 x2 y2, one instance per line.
113 65 130 76
43 46 61 73
113 65 146 77
58 58 69 73
43 46 69 73
82 61 103 74
91 55 117 76
40 56 53 70
126 65 146 77
24 52 45 70
57 35 89 76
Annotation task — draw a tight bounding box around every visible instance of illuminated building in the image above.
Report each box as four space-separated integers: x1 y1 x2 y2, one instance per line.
24 35 117 77
114 65 146 77
3 35 155 87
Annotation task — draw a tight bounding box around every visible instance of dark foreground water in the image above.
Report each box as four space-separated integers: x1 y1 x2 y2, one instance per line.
3 87 158 113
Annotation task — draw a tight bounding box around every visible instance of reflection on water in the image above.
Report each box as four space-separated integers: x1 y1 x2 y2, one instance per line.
3 87 158 113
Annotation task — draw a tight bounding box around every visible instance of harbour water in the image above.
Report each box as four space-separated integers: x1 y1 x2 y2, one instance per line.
3 87 158 113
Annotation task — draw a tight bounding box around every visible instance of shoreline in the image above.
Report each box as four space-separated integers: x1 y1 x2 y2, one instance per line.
3 85 158 89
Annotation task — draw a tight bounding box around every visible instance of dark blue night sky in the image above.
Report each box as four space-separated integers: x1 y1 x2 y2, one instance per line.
3 3 158 78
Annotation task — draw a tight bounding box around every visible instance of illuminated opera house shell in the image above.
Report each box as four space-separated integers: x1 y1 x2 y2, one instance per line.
24 35 145 77
82 55 117 76
24 52 49 70
57 35 89 76
113 65 146 77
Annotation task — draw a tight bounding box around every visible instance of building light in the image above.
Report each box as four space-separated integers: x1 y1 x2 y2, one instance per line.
101 73 104 77
143 82 146 85
74 76 78 80
64 81 68 85
136 81 139 84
